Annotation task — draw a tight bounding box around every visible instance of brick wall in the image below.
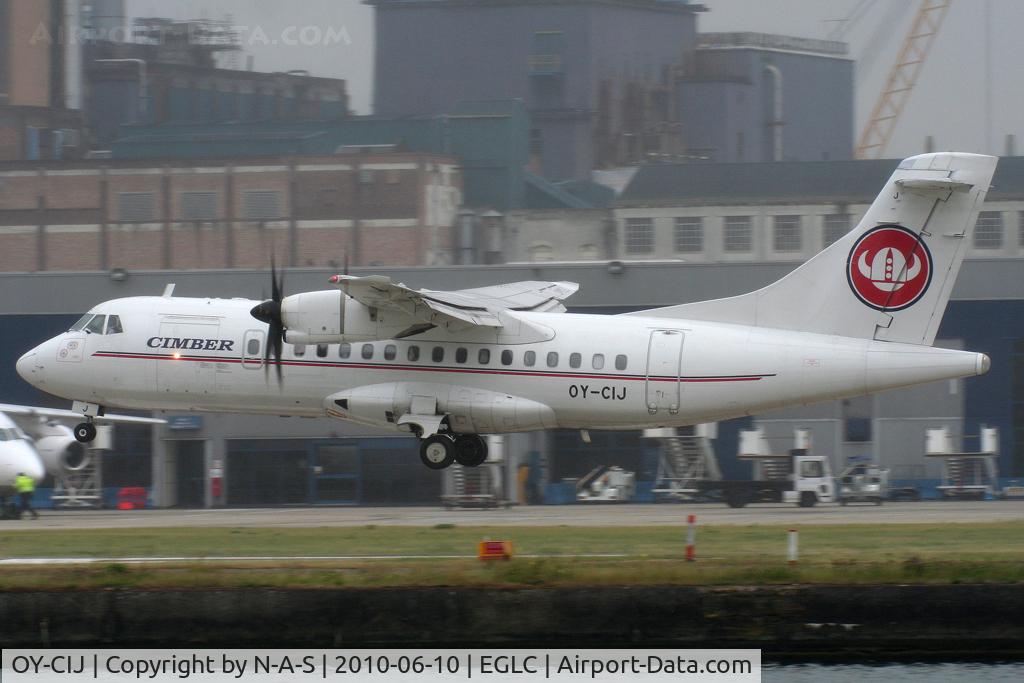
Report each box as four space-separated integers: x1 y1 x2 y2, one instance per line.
0 154 462 271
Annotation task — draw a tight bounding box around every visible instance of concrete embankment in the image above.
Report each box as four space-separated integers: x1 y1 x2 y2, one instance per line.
1 585 1022 656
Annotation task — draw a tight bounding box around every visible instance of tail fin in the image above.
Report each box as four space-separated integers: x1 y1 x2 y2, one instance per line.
633 153 998 346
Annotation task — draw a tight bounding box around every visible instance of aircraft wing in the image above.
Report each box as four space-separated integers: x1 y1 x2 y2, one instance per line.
0 403 166 426
331 276 579 331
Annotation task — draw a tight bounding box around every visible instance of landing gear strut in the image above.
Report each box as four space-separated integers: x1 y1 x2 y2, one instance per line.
73 422 97 443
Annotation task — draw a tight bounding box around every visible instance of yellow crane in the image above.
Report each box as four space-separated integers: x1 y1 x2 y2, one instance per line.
855 0 952 159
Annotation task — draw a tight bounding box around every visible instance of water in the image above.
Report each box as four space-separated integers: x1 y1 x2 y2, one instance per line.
764 662 1024 682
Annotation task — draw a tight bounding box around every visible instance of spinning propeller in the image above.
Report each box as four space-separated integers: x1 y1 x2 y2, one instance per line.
250 258 286 384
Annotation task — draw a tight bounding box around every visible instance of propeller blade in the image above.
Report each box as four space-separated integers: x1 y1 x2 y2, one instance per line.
251 255 287 387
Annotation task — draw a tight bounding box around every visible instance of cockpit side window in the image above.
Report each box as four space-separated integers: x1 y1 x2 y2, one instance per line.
84 315 107 335
70 314 94 331
106 315 124 335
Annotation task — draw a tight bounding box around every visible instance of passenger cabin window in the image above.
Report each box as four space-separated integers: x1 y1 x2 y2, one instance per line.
339 343 351 359
501 350 514 366
547 352 559 368
293 344 306 357
106 315 124 335
316 344 329 358
84 315 106 335
478 349 491 364
593 354 605 370
408 346 420 362
456 348 468 364
384 345 397 361
524 351 536 367
362 344 374 360
569 353 582 369
432 347 445 363
247 338 261 355
615 355 628 371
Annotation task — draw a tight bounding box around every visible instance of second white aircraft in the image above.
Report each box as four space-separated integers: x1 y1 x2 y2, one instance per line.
17 153 997 470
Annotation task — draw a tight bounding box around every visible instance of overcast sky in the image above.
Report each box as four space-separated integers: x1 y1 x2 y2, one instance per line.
126 0 1021 159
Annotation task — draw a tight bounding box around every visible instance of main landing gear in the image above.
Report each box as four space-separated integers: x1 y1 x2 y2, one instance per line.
418 434 488 470
73 422 97 443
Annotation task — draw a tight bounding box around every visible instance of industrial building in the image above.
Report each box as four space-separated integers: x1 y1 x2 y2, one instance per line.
0 0 85 161
369 0 853 180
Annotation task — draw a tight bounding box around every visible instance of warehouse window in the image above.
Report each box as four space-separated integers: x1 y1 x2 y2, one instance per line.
674 217 703 253
723 216 752 253
119 192 155 222
773 215 802 252
625 218 654 255
974 211 1004 249
823 213 851 247
181 192 218 222
243 190 282 220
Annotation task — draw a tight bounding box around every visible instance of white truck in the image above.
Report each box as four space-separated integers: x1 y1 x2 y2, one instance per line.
696 428 837 508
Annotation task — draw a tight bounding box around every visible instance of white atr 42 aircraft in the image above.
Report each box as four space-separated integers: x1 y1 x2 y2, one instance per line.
16 153 997 471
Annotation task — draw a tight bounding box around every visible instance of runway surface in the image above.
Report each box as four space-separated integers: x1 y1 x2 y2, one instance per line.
2 501 1022 529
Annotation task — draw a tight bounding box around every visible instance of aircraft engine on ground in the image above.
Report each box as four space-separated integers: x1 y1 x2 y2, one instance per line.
35 428 90 475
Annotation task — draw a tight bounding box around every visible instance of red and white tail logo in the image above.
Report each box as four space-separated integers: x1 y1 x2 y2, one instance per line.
846 225 932 311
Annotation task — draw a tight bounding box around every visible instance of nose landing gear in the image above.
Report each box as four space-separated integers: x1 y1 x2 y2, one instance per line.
73 422 97 443
418 434 489 470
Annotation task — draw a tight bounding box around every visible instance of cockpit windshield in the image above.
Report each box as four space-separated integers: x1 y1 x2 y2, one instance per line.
0 427 24 442
84 315 106 335
69 314 94 331
70 314 124 335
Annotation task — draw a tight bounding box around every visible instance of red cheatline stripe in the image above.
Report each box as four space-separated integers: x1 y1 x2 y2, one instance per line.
92 352 774 383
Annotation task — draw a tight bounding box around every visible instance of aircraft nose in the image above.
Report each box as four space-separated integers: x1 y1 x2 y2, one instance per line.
16 349 41 385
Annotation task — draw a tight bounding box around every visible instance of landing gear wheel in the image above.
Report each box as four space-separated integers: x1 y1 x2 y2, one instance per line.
454 435 488 468
419 435 456 470
74 422 97 443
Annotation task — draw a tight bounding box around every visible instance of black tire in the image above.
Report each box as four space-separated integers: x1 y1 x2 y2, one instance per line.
74 422 96 443
419 435 455 470
453 435 488 468
798 491 817 508
725 491 749 508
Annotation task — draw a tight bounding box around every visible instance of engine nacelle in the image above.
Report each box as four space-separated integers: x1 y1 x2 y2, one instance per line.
325 383 557 435
281 290 420 344
35 433 90 476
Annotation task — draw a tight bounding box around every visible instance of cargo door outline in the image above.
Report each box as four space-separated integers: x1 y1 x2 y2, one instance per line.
155 321 218 396
645 330 684 415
